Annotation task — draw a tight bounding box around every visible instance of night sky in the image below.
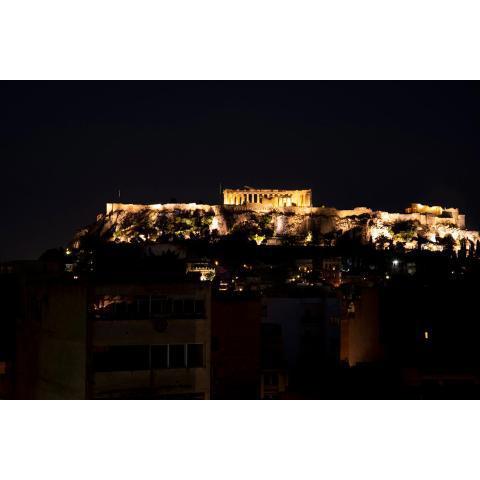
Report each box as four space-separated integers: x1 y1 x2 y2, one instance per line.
1 81 479 261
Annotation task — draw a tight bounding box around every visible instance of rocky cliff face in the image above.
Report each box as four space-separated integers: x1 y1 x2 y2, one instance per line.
72 203 480 254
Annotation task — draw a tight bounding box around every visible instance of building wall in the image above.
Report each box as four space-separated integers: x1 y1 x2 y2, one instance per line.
0 273 21 399
16 282 88 399
211 296 262 399
343 287 384 367
106 202 217 215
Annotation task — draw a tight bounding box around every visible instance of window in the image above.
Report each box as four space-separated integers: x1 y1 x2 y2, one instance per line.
264 373 279 386
151 297 164 317
126 300 138 317
115 300 128 319
136 296 149 317
92 295 204 320
93 345 149 372
94 344 205 372
151 345 168 368
169 345 186 368
173 299 183 315
187 344 204 368
183 299 194 315
194 300 205 316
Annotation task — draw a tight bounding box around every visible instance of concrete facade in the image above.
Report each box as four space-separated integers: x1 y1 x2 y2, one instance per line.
341 287 384 367
211 296 262 399
15 281 88 399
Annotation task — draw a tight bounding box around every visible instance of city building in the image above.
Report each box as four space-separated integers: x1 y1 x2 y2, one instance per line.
9 254 211 399
90 278 211 399
261 290 341 396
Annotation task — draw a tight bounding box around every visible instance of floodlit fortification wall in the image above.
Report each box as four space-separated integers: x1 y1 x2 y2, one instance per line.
337 207 373 218
107 202 216 215
368 211 479 252
377 211 465 229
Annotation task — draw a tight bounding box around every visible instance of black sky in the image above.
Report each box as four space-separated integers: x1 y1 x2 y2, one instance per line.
1 81 479 260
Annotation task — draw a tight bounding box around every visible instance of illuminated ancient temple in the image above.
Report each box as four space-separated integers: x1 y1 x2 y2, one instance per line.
223 187 312 208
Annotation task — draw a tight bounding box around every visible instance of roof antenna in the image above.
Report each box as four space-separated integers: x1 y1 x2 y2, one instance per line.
118 188 121 201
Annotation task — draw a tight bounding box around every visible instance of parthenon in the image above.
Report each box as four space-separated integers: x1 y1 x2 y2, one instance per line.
223 187 312 208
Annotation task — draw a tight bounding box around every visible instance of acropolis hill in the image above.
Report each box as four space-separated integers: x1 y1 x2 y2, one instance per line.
73 187 480 253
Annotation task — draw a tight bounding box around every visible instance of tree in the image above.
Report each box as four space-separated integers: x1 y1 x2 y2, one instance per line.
437 234 456 256
390 220 417 243
374 235 391 250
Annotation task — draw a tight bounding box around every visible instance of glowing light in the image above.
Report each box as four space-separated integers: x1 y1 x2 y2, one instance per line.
251 234 265 245
424 330 429 340
392 259 399 267
65 248 72 255
210 216 219 232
